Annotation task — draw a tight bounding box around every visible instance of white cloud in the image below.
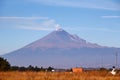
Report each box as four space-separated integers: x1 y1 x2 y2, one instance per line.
55 24 61 31
0 16 59 31
101 16 120 18
29 0 120 11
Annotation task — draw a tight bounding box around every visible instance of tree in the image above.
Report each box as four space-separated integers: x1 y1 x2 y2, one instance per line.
0 57 11 71
11 66 19 71
27 65 34 71
47 66 54 71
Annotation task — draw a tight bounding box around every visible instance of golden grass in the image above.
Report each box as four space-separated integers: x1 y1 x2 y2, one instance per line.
0 71 120 80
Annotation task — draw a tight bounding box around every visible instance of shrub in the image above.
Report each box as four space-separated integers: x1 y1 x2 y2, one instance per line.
0 57 11 71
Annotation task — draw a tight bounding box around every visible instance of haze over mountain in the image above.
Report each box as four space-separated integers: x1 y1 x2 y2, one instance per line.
2 28 120 68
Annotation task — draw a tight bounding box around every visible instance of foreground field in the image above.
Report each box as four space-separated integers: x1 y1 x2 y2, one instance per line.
0 71 120 80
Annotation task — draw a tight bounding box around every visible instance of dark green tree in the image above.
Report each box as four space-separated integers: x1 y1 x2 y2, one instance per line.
47 66 54 71
0 57 11 71
11 66 19 71
27 65 34 71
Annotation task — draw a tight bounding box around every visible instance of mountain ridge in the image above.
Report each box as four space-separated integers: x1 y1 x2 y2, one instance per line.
25 28 103 49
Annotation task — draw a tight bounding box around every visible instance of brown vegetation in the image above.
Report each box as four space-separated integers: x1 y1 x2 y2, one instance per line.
0 70 120 80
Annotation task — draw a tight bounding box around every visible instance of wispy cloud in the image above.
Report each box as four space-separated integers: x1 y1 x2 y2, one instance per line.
29 0 120 11
0 16 59 31
101 16 120 19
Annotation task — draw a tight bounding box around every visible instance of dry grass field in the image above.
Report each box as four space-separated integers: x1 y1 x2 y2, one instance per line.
0 71 120 80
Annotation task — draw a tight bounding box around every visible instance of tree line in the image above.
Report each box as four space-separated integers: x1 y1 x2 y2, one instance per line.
0 57 54 71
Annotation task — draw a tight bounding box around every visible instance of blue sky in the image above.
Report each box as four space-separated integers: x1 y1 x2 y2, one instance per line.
0 0 120 55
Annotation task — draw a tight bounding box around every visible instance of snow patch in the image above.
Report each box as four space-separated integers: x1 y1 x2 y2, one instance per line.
70 34 80 42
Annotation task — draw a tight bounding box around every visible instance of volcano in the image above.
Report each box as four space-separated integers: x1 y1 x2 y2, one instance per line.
26 28 102 48
2 28 120 68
